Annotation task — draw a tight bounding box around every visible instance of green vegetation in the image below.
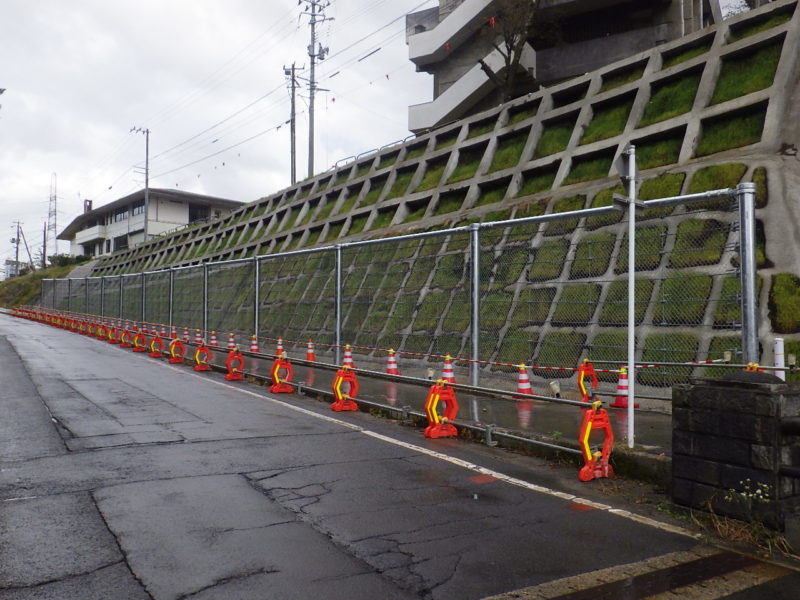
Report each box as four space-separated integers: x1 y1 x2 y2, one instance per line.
511 287 556 326
497 328 538 367
615 225 667 273
535 332 587 375
414 290 449 331
347 213 370 236
377 152 399 170
370 208 395 230
316 200 337 221
711 42 782 105
551 284 601 325
652 274 713 325
669 219 729 268
468 119 495 139
590 331 628 381
508 103 538 125
441 296 469 332
704 336 742 377
333 168 351 187
752 167 768 208
713 275 757 328
480 291 513 330
544 195 585 236
586 185 625 230
474 182 508 207
687 163 747 210
600 63 645 92
299 201 320 226
639 71 701 126
581 97 634 145
563 153 613 185
385 170 415 200
448 147 484 183
570 233 616 278
417 161 447 191
769 273 800 333
516 167 557 197
403 200 430 223
404 144 427 161
598 279 654 325
435 191 465 215
534 117 575 158
695 105 766 157
431 253 464 288
385 294 417 333
662 39 712 69
0 264 75 307
639 333 698 386
492 245 529 287
355 162 372 179
490 131 529 172
335 193 360 217
435 130 459 150
640 173 686 219
326 220 345 242
529 239 569 281
362 177 388 205
729 10 792 42
636 133 684 170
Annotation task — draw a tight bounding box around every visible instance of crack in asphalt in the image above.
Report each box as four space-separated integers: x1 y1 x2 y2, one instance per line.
174 567 281 600
0 560 125 592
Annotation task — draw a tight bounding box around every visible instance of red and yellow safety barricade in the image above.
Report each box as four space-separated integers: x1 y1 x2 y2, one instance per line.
225 349 245 381
194 344 212 371
95 323 107 340
331 366 359 412
577 358 598 403
107 327 119 344
132 331 148 353
168 338 186 364
119 328 132 348
423 380 459 439
270 352 294 393
149 335 165 358
578 399 614 482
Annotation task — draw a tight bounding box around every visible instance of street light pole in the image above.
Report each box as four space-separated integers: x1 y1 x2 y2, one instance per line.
130 127 150 242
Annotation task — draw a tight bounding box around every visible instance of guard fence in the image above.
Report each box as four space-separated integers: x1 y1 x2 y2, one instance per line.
39 183 758 409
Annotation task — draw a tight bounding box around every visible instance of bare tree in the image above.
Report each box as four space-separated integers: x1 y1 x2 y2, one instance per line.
477 0 548 103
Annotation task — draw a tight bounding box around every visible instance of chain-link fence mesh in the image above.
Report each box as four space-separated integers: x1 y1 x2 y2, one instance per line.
38 191 746 398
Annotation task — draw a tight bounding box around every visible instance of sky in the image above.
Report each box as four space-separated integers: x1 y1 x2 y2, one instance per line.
0 0 745 272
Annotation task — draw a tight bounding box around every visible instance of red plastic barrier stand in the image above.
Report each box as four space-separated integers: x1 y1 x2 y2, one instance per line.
149 335 164 358
132 331 148 353
423 380 459 439
331 366 359 411
577 358 599 403
168 339 186 364
225 350 245 381
194 345 212 372
119 329 132 348
270 353 294 393
578 400 615 482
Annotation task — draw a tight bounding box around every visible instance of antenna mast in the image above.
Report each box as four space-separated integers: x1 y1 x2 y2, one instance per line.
300 0 333 178
47 172 57 259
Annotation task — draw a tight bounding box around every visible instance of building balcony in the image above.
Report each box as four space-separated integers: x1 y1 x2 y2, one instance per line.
74 224 107 245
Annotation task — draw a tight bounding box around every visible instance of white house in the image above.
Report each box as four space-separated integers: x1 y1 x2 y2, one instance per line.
58 188 244 258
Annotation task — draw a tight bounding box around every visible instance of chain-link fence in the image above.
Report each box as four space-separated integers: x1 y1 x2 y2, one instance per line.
39 184 756 399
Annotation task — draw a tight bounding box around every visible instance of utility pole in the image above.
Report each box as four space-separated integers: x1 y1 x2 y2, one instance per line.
47 172 57 258
300 1 332 178
11 221 20 277
284 62 298 185
130 127 150 241
42 222 47 268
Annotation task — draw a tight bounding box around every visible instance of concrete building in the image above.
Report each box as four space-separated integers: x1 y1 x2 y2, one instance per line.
58 188 243 258
407 0 723 132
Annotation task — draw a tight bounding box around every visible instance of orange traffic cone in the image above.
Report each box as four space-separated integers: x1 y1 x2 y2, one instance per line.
276 337 284 356
183 327 189 342
441 354 456 383
516 363 533 396
171 325 177 339
160 325 166 338
250 334 259 353
194 329 202 345
227 333 236 350
209 331 218 347
609 367 639 408
342 344 354 368
306 339 316 362
386 348 401 375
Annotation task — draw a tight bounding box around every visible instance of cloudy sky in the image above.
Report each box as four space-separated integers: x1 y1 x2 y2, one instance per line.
0 0 744 271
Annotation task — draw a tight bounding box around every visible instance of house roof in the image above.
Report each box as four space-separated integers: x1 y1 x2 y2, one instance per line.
57 188 244 240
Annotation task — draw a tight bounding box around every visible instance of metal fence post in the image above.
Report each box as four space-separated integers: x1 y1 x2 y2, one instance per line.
168 268 174 327
625 144 637 450
253 257 259 340
470 223 480 387
737 182 758 363
100 277 105 317
85 277 89 315
335 245 342 366
67 278 72 312
203 263 209 339
141 272 146 323
118 276 123 321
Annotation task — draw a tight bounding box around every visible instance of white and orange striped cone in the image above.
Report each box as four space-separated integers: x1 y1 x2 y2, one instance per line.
609 367 639 408
250 334 259 353
386 348 401 375
227 333 236 350
440 354 456 384
386 381 398 406
306 339 316 362
342 344 354 368
209 331 218 347
516 364 533 396
160 325 166 338
151 324 157 336
276 337 284 356
171 325 177 339
183 327 189 342
194 329 202 345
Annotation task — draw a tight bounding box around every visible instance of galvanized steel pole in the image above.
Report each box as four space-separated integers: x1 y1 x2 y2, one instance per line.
335 245 342 366
737 182 758 363
626 145 637 449
253 257 260 340
168 268 174 328
470 223 480 387
203 264 209 340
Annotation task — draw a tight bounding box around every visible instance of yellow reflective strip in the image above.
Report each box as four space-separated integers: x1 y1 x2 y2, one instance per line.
581 420 593 462
430 393 441 424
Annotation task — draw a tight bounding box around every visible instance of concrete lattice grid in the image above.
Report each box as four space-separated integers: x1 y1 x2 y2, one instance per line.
88 0 800 376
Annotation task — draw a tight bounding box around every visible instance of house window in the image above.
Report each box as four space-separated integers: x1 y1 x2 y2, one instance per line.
105 239 111 253
114 207 129 222
113 235 128 251
189 204 209 223
132 200 145 216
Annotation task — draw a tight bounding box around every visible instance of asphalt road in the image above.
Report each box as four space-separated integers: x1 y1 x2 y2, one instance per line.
1 314 797 599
